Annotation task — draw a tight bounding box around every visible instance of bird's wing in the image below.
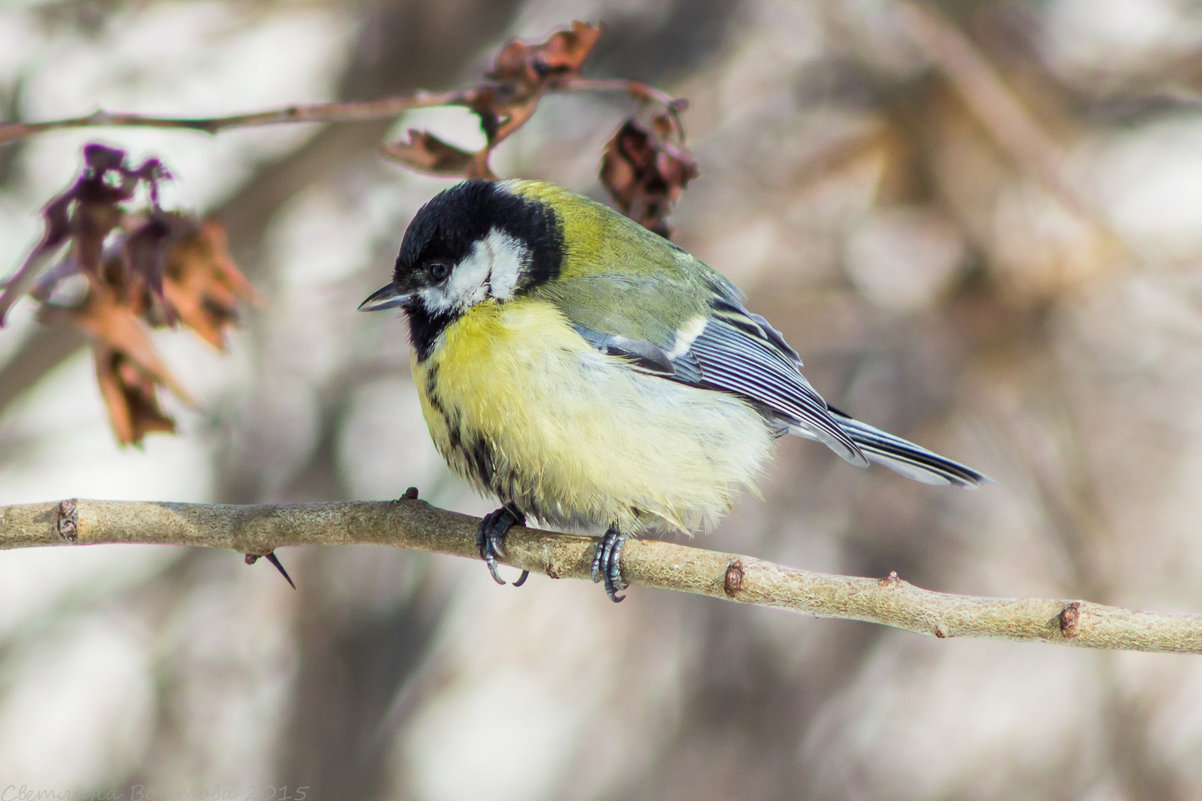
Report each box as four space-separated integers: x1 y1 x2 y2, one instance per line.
566 292 868 467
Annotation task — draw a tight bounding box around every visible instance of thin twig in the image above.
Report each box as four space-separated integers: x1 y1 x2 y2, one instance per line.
0 91 482 143
0 79 681 146
1 498 1199 653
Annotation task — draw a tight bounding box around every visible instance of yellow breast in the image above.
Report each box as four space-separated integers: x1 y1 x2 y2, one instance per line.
412 298 774 534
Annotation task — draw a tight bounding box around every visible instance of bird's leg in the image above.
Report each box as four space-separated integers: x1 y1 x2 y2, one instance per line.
477 504 530 587
591 526 628 603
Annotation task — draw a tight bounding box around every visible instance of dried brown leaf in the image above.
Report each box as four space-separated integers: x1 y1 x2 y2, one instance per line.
489 21 603 91
69 145 166 274
600 115 698 237
162 221 259 349
50 272 195 403
123 213 180 321
72 193 123 274
384 130 477 176
465 89 539 154
93 345 177 445
36 267 191 445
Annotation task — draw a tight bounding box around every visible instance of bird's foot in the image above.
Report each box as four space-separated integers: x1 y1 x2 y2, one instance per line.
591 527 628 603
477 505 530 587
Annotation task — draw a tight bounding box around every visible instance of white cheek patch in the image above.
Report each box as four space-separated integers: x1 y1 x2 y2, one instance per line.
479 228 525 300
416 285 454 314
418 228 528 315
443 242 493 308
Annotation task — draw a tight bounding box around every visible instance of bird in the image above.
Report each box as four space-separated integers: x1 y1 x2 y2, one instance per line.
360 179 989 602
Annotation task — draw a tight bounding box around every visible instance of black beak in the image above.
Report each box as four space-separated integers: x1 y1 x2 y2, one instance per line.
358 282 411 312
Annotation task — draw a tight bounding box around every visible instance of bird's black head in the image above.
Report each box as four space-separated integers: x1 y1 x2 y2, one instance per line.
359 179 564 359
396 180 506 288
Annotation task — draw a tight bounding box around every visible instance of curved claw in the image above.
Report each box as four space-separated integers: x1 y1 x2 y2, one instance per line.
591 528 628 603
477 506 530 587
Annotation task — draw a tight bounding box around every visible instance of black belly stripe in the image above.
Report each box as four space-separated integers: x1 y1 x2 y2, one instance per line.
464 435 497 487
424 364 465 458
423 363 445 414
424 362 501 490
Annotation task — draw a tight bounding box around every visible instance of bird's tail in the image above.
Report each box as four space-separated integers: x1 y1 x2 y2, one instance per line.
824 408 991 488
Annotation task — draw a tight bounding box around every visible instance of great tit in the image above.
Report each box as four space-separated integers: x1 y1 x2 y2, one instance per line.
360 179 989 601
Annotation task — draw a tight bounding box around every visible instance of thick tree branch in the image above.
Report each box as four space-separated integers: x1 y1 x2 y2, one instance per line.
1 497 1198 654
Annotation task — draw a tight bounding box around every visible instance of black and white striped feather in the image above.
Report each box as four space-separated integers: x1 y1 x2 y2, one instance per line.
679 301 865 465
571 293 988 488
825 408 988 486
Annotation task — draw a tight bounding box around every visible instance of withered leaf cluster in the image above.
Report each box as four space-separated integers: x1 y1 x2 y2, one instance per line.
1 144 256 444
384 21 696 236
386 21 604 180
3 22 694 446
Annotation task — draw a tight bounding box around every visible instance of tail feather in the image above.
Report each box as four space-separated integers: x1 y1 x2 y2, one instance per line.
798 409 991 488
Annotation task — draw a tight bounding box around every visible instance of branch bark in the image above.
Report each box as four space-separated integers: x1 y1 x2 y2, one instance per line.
2 497 1199 654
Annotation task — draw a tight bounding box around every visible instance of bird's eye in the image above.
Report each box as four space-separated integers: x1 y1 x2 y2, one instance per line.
428 261 451 282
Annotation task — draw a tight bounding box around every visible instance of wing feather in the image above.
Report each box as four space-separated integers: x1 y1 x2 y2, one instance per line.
563 294 991 485
567 296 868 466
684 309 866 465
827 408 990 487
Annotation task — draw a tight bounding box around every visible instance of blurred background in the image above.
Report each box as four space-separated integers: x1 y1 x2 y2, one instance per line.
3 0 1202 798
